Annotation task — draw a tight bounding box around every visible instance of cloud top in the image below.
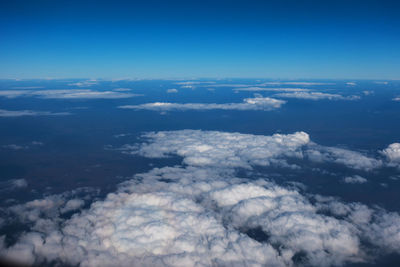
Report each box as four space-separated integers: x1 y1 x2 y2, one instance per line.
119 97 286 111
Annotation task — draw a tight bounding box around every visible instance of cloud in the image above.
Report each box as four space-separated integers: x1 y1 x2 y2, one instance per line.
0 179 28 192
0 89 141 99
166 88 178 93
305 145 382 171
381 143 400 168
393 97 400 101
363 90 374 95
124 130 384 171
174 81 215 85
346 82 357 86
112 88 133 92
261 82 334 86
373 81 389 85
124 130 309 169
274 92 360 100
68 79 98 87
343 175 368 184
0 109 71 117
2 129 400 266
2 144 28 150
233 87 311 92
2 142 43 150
118 97 286 112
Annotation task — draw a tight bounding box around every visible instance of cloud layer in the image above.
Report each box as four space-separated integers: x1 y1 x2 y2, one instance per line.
0 109 71 117
274 92 359 100
1 130 400 267
0 89 141 99
118 97 286 112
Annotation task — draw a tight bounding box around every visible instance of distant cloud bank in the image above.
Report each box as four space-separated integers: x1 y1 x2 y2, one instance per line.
0 89 141 99
119 97 286 112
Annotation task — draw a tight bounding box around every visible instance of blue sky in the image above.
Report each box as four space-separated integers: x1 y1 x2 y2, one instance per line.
0 0 399 79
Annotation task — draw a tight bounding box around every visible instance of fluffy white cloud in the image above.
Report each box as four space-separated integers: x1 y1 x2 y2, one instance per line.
343 175 368 184
381 143 400 168
123 130 383 171
0 109 71 117
118 97 286 112
124 130 309 168
2 130 400 267
0 89 141 99
274 92 360 100
393 97 400 101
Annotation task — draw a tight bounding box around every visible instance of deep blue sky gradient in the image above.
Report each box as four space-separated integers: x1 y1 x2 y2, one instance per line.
0 0 399 79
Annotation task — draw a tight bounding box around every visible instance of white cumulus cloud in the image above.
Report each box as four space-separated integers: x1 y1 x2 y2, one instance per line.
381 143 400 168
2 130 400 267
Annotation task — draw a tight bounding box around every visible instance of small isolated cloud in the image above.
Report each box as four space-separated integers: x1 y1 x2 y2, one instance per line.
343 175 368 184
0 109 71 117
0 179 28 192
363 91 374 95
381 143 400 168
0 89 141 99
274 92 360 100
2 144 28 150
393 97 400 102
118 97 286 112
67 79 98 87
346 82 357 86
166 88 178 93
31 141 43 146
113 133 131 138
374 81 389 85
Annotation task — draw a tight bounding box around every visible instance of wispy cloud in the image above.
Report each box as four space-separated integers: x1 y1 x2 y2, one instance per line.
233 87 311 92
274 91 360 100
0 109 71 117
0 89 141 99
67 79 98 87
118 97 286 111
261 82 335 86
